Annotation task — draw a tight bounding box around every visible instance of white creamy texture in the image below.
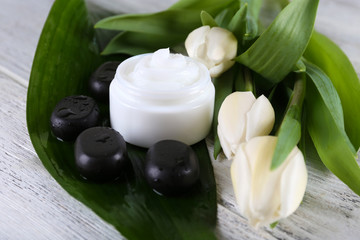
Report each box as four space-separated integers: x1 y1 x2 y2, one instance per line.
126 48 200 90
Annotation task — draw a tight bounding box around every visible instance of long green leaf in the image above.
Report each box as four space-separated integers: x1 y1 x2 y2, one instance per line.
214 1 240 28
305 61 346 133
236 0 318 84
27 0 217 239
242 0 263 22
304 31 360 149
271 74 305 170
169 0 235 11
228 3 247 43
96 0 237 56
95 9 201 36
305 64 360 196
102 31 182 56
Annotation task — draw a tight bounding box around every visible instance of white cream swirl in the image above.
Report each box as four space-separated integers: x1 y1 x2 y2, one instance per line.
123 48 202 90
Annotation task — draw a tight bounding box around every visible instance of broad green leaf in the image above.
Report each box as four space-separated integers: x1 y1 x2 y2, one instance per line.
27 0 217 239
271 74 305 170
95 9 201 37
305 64 360 196
236 0 319 84
102 31 182 56
304 31 360 149
201 11 218 27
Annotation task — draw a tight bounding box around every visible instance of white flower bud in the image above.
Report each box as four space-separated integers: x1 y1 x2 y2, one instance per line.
217 91 275 160
185 26 238 77
231 136 307 228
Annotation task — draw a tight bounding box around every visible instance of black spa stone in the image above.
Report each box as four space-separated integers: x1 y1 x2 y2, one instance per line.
89 61 120 103
50 95 100 141
144 140 200 196
74 127 128 181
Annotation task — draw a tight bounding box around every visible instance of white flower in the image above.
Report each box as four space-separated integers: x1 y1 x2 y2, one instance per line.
231 136 308 228
185 26 237 78
217 91 275 160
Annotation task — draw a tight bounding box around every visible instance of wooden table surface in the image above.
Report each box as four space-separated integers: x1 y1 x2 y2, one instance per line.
1 0 359 239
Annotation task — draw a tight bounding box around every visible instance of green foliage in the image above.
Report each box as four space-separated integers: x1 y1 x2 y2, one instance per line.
96 0 236 55
304 31 360 149
305 63 360 196
271 74 305 170
236 0 319 84
200 11 218 27
27 0 217 239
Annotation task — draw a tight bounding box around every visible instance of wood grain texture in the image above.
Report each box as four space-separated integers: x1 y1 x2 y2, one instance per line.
0 0 359 239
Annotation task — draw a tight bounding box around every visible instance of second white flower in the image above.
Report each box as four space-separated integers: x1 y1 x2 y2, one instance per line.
217 91 275 160
185 26 237 78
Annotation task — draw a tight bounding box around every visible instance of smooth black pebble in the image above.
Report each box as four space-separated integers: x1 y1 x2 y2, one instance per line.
75 127 128 181
144 140 200 196
89 61 120 103
50 95 100 141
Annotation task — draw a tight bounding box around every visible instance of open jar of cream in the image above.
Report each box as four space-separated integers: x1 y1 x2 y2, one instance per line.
110 48 215 148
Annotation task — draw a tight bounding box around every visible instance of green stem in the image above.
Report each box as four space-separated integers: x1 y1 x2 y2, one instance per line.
244 67 254 93
288 72 306 120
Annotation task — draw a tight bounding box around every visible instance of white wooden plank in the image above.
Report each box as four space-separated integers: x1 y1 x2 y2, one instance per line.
0 0 359 239
0 0 55 82
0 72 123 240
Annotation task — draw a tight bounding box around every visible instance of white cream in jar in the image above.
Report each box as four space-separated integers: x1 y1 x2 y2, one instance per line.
110 48 215 148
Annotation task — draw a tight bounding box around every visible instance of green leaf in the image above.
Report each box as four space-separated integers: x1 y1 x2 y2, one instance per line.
304 31 360 149
95 9 201 37
271 73 305 170
242 0 263 22
241 0 263 38
305 63 360 196
270 221 279 229
102 31 182 56
236 0 319 84
96 0 237 56
305 61 346 134
27 0 217 239
169 0 236 11
228 3 247 43
201 11 218 27
214 1 240 28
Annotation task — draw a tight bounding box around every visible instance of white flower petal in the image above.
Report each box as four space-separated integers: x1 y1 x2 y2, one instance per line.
185 26 237 77
209 60 235 78
280 148 307 217
231 143 252 218
231 136 308 228
217 124 233 160
207 27 237 62
245 95 275 141
185 26 210 57
218 92 256 158
244 136 281 227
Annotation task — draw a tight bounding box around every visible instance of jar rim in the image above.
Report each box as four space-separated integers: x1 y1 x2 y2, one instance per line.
113 53 212 101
